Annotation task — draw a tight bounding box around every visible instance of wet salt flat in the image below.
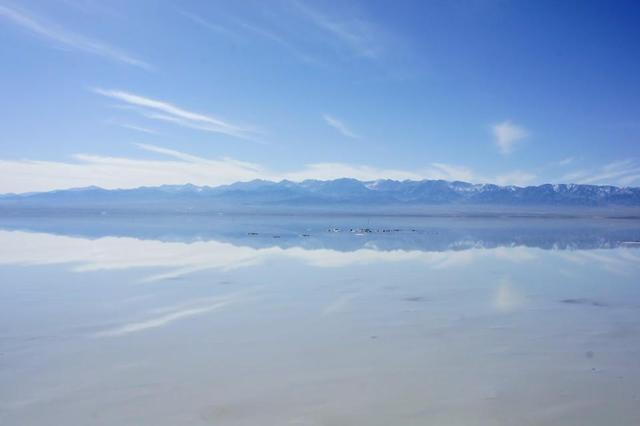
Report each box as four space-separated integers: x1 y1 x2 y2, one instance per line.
1 215 640 425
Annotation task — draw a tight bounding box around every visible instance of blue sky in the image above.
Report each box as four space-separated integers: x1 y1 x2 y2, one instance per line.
0 0 639 192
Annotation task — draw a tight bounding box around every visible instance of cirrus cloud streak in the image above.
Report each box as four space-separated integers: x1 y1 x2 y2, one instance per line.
0 4 150 69
94 89 261 142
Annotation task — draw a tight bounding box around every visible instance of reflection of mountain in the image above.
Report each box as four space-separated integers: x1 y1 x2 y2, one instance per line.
2 225 640 284
0 214 638 251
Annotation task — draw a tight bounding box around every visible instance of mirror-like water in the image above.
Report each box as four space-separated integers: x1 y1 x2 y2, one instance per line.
1 215 639 425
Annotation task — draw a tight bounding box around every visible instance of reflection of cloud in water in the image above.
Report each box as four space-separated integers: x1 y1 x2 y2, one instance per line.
322 293 356 316
1 230 638 283
0 231 540 282
95 294 242 337
559 249 640 276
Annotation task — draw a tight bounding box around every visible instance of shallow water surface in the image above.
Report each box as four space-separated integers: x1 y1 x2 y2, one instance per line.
1 215 640 425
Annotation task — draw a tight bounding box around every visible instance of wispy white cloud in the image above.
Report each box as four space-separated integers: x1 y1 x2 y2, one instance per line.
181 10 322 65
181 5 395 66
494 171 537 187
284 161 513 184
552 157 575 167
425 164 536 186
0 4 150 69
428 163 476 182
293 1 383 59
0 143 542 193
323 114 359 139
94 89 260 142
134 143 263 174
135 143 207 163
492 121 528 154
561 159 640 186
283 163 424 182
115 123 159 135
180 10 239 39
234 19 322 65
0 145 265 193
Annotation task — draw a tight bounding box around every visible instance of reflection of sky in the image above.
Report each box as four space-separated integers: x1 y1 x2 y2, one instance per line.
3 229 640 425
1 230 639 283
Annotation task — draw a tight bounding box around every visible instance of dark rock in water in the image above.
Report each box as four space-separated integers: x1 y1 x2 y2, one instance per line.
561 298 607 307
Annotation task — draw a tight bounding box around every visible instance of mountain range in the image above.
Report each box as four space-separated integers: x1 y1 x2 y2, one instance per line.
1 179 640 212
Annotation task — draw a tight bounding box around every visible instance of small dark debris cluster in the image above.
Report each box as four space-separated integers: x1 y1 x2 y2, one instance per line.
561 298 607 307
327 228 406 234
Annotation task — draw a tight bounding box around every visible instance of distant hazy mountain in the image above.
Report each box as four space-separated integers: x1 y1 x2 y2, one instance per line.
1 179 639 210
